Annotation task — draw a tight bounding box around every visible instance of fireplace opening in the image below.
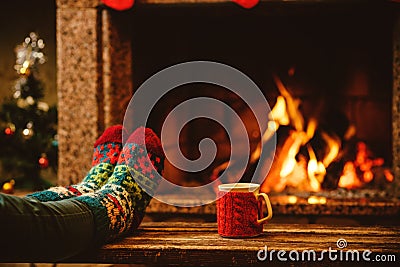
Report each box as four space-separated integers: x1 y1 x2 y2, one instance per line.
123 1 396 196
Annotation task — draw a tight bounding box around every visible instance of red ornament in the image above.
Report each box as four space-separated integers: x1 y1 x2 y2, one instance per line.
101 0 134 11
4 127 14 135
232 0 259 9
38 155 49 168
4 123 16 136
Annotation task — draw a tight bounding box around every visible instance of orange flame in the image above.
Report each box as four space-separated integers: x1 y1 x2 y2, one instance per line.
263 77 326 192
260 76 394 193
273 75 304 132
321 132 340 167
307 145 325 192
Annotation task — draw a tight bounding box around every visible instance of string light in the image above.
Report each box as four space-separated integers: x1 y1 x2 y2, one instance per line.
14 32 46 75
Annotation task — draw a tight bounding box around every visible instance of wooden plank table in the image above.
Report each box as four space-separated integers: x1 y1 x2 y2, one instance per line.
71 222 400 266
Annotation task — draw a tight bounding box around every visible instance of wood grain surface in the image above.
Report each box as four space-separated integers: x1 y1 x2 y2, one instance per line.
70 222 400 266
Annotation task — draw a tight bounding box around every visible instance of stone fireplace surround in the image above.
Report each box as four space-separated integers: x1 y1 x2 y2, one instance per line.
56 0 400 197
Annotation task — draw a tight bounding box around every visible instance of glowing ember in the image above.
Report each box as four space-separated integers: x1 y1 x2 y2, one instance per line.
307 196 327 205
337 141 393 189
287 195 298 204
338 162 362 189
384 169 394 182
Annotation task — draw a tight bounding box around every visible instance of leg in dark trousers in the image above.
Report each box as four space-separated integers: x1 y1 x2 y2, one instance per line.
0 193 95 262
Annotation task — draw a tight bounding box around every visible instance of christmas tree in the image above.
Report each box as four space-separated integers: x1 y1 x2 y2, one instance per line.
0 32 58 191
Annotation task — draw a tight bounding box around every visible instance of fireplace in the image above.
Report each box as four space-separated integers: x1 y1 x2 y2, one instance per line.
56 0 400 218
126 1 397 192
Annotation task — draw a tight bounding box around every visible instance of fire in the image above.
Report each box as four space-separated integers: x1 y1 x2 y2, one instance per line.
273 75 304 132
321 132 340 167
338 162 362 189
384 170 394 182
307 145 325 192
280 132 303 178
212 74 393 193
260 76 394 193
337 141 393 189
269 96 289 127
262 76 328 193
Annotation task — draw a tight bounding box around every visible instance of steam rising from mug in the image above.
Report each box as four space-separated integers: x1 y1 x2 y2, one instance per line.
123 61 276 207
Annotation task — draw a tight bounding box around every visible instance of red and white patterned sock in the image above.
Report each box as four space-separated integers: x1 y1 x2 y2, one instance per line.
75 126 164 244
27 125 125 201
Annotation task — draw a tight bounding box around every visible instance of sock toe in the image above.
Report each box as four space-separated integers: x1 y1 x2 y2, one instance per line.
126 126 164 159
94 125 126 147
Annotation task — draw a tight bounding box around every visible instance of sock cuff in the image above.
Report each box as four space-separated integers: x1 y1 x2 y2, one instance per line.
25 190 64 202
94 125 126 147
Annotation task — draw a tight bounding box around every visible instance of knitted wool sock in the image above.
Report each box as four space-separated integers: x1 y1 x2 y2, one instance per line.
27 125 125 202
75 127 164 244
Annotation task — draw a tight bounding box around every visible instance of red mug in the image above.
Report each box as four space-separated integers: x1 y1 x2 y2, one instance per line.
217 183 273 238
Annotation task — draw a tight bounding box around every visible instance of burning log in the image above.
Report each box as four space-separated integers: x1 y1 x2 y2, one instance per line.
322 161 345 190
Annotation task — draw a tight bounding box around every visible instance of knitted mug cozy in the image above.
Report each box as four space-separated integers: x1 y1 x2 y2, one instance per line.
217 191 264 237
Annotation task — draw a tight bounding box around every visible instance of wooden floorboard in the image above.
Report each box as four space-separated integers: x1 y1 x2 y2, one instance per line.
70 222 400 266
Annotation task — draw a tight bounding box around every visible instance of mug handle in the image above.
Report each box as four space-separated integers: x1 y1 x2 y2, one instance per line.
256 192 273 224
